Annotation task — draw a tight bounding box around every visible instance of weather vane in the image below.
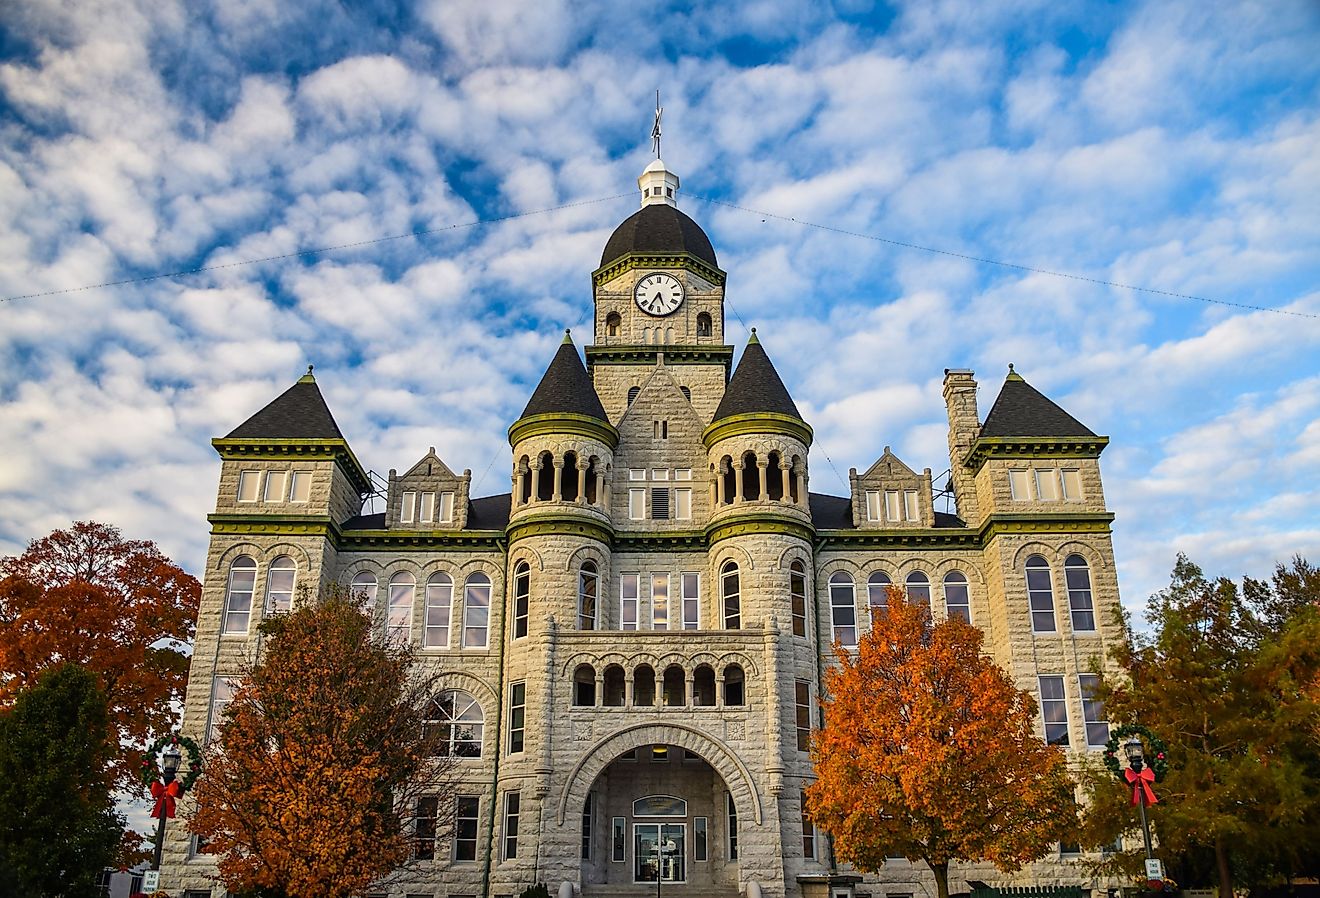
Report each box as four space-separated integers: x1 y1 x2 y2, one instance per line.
651 90 662 159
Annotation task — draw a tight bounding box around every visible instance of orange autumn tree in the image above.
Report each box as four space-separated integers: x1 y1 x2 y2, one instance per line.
191 584 452 898
0 521 200 792
806 589 1076 898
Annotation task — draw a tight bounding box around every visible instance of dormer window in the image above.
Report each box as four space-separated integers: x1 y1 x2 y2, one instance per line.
289 471 311 503
418 492 435 523
400 491 416 524
866 491 881 521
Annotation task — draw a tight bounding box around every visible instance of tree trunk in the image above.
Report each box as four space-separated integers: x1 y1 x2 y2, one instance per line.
929 861 950 898
1215 834 1233 898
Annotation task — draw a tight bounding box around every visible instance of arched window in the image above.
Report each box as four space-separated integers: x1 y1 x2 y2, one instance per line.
723 664 745 706
605 311 621 337
388 572 415 644
1065 555 1096 631
266 555 296 615
867 571 891 620
1025 555 1056 632
424 573 453 648
518 456 532 505
512 562 530 640
720 456 736 506
693 665 716 706
662 665 685 706
627 386 640 406
223 556 257 634
634 665 656 706
463 572 491 648
829 572 857 647
536 451 554 501
578 561 599 630
562 450 579 502
574 664 597 707
350 571 378 618
790 560 807 638
721 561 741 629
904 571 931 606
696 312 712 337
426 690 483 757
944 571 971 623
741 451 760 501
603 665 626 706
766 451 784 500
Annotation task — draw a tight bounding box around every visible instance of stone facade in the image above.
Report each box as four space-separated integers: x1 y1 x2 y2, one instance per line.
164 162 1126 898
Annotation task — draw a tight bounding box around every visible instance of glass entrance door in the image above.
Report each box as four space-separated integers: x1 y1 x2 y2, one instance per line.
634 823 685 883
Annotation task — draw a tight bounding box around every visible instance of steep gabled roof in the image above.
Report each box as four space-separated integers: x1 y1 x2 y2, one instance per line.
225 367 345 440
519 331 608 421
711 330 802 422
980 366 1096 439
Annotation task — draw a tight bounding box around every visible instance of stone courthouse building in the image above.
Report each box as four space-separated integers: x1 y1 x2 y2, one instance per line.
167 158 1123 898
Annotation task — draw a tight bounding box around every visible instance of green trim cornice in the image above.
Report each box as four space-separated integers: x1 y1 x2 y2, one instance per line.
815 528 980 550
615 531 708 552
508 413 619 450
208 513 336 537
703 413 814 449
706 513 815 546
977 512 1115 540
592 252 726 288
964 436 1109 472
212 438 372 494
507 513 614 547
585 345 734 372
208 513 506 551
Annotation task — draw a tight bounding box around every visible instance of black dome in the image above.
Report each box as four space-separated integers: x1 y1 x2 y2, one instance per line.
600 204 718 269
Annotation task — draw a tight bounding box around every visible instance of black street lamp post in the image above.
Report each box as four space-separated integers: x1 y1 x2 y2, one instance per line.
1123 735 1156 862
152 744 183 872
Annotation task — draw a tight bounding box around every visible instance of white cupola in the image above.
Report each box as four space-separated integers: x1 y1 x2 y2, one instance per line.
638 158 680 208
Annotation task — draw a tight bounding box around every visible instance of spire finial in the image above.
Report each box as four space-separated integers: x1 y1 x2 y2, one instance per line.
298 364 316 384
651 90 662 159
562 328 573 345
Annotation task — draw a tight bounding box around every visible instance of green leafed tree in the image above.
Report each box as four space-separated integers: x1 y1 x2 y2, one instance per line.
0 663 123 897
1078 554 1320 895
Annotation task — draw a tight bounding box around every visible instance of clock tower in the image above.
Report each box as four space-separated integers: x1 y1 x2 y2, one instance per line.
588 157 733 424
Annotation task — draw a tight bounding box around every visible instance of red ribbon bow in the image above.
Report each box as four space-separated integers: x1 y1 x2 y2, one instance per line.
151 779 182 819
1125 767 1158 806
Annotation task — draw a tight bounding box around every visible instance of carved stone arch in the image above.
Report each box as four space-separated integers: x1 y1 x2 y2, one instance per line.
714 650 760 678
564 543 608 574
927 556 987 591
817 557 863 580
340 558 387 581
596 652 630 669
418 559 462 581
655 652 690 671
712 543 756 574
456 559 500 581
560 652 604 678
556 723 763 825
511 546 545 573
1056 540 1104 568
432 670 499 708
774 544 812 571
261 542 313 570
215 542 265 572
627 652 661 671
859 560 896 581
1010 541 1062 570
383 558 427 579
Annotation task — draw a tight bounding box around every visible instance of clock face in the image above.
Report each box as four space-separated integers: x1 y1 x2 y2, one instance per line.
634 272 684 316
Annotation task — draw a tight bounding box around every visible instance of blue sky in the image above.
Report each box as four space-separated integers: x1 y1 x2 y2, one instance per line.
2 0 1319 622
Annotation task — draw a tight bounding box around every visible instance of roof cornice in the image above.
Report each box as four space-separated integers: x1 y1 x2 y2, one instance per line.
592 251 726 288
508 413 620 450
585 344 733 372
702 412 814 450
963 435 1109 472
211 438 372 494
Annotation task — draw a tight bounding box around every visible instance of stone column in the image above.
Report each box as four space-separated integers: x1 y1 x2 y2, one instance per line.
715 463 726 505
733 460 745 503
576 462 588 504
780 463 791 502
595 471 606 508
529 462 541 503
716 674 725 708
757 458 769 500
594 672 604 707
514 467 525 506
552 459 564 502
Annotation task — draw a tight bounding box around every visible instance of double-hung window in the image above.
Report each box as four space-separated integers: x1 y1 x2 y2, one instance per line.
463 573 491 648
790 561 807 637
424 573 452 648
502 792 520 860
1065 555 1096 631
1025 556 1056 632
681 573 700 629
1079 674 1110 747
508 682 526 754
1038 675 1069 745
620 574 639 630
454 796 479 861
828 572 857 646
650 573 670 630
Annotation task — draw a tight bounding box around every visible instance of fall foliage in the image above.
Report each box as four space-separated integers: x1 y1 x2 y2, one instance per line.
190 584 453 898
1078 554 1320 896
0 664 122 896
806 589 1076 898
0 521 200 792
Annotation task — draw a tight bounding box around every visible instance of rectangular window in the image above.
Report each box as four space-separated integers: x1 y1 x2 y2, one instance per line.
463 579 490 648
727 793 739 860
454 796 479 861
423 578 451 649
801 793 815 859
866 490 882 522
1079 674 1110 747
1035 468 1061 501
612 817 626 862
289 471 311 503
650 573 670 630
621 574 639 630
237 470 261 503
439 491 455 522
414 795 438 860
795 681 812 752
681 573 700 630
1008 468 1031 500
675 468 692 481
903 489 920 521
418 491 436 523
651 468 669 480
581 794 593 860
508 682 526 754
790 566 807 637
261 470 285 502
1060 469 1083 500
694 816 708 861
502 792 520 860
1039 675 1070 746
629 488 646 520
650 487 670 520
400 491 416 523
884 490 901 521
388 579 414 644
629 469 646 480
208 676 237 745
674 488 692 520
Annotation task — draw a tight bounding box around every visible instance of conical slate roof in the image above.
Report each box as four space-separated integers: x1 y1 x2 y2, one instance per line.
519 331 608 421
980 367 1096 438
600 204 718 270
225 368 345 440
711 330 802 422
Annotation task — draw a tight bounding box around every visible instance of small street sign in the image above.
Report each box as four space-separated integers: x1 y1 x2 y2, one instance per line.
142 870 161 893
1145 858 1165 880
